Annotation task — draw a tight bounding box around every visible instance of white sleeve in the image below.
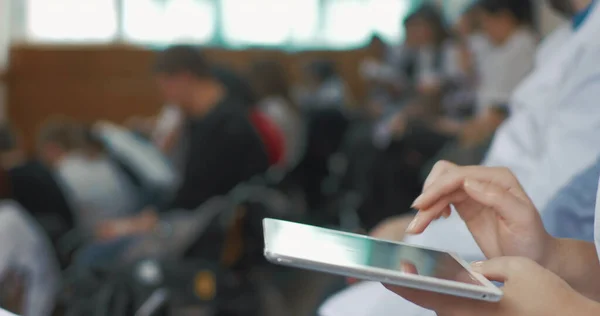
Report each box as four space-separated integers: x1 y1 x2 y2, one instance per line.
521 75 600 210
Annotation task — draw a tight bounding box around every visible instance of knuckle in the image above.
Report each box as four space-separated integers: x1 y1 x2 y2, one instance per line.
508 257 534 271
434 160 454 171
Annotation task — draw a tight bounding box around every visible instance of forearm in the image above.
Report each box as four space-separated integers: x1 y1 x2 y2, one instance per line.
548 238 600 301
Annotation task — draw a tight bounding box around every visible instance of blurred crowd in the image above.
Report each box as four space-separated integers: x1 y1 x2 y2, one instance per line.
3 0 599 315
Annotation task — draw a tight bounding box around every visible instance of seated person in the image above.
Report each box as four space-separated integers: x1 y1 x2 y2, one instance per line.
440 3 492 120
0 201 61 316
1 123 75 246
294 59 353 111
320 0 600 314
249 59 304 170
363 0 536 226
378 0 536 147
36 118 145 242
152 45 269 211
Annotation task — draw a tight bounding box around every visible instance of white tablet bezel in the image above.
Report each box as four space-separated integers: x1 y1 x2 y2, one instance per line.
263 218 503 302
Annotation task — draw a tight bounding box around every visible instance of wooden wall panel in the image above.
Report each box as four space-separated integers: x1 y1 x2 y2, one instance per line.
6 45 373 152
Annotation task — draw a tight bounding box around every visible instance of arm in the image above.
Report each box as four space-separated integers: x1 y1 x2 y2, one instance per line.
520 75 600 209
548 238 600 301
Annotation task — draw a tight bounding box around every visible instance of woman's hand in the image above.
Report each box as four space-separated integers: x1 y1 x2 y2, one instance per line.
386 257 598 316
406 161 556 266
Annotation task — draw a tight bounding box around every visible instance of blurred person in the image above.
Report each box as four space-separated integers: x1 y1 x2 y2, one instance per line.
363 5 450 119
380 0 536 144
363 0 536 226
249 59 304 169
153 45 269 210
0 139 61 316
2 124 75 247
0 203 61 316
36 119 143 241
320 0 600 314
295 59 353 110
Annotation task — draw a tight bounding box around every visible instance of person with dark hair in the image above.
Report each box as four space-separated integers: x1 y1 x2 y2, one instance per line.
296 59 352 110
249 59 304 169
36 119 142 241
153 45 269 210
457 0 537 144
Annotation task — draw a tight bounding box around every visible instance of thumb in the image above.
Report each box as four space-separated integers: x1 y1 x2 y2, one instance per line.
471 257 519 283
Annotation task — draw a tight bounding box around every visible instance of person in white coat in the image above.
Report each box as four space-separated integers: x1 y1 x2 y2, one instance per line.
387 162 600 315
320 0 600 315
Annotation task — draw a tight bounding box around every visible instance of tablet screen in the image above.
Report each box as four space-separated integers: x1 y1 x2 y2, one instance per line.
266 220 482 286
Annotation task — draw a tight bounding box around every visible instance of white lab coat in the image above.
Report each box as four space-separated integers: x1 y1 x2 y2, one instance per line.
581 176 600 300
320 3 600 316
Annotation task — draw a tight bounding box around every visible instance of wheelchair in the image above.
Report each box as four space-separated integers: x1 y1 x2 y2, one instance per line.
57 171 305 316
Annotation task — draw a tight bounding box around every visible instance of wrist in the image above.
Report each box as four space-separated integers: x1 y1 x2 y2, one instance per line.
540 235 562 273
566 292 600 315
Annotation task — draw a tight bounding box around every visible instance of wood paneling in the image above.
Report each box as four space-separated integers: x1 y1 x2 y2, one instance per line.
6 44 373 152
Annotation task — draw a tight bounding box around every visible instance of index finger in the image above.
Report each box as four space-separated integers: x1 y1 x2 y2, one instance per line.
413 166 518 210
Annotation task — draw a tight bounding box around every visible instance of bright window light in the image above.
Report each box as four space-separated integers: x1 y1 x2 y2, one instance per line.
221 0 319 46
367 0 411 43
26 0 118 42
122 0 216 44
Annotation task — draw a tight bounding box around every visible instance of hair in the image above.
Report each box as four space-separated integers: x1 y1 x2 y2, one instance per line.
249 60 293 103
403 4 450 46
153 45 212 78
477 0 534 25
37 117 85 152
0 123 17 153
81 125 106 155
212 65 258 106
306 59 338 83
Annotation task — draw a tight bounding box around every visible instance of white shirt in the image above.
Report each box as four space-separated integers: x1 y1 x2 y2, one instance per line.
152 104 182 148
0 309 16 316
0 202 60 316
320 3 600 315
595 177 600 261
258 96 305 169
57 152 140 235
476 28 538 112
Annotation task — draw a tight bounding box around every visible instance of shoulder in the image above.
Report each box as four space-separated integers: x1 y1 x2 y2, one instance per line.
505 28 538 55
536 24 571 63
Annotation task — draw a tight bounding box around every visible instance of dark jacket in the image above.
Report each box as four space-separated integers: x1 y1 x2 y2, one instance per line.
167 96 269 211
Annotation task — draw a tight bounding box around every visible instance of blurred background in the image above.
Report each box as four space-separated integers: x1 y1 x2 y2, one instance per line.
0 1 568 316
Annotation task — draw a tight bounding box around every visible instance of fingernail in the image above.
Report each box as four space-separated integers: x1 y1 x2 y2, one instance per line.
405 216 419 233
412 195 424 207
470 261 483 271
464 178 484 192
442 212 451 219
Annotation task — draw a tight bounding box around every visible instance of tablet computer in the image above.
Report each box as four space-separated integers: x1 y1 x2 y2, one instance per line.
263 218 502 302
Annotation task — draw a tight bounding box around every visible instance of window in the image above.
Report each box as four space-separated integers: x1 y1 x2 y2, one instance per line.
367 0 413 43
26 0 118 43
220 0 319 47
22 0 422 48
321 0 372 48
122 0 216 45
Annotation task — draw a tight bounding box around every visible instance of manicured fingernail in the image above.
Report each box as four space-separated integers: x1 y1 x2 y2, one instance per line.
442 212 451 219
464 178 484 192
406 216 419 233
470 261 483 271
412 195 424 207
